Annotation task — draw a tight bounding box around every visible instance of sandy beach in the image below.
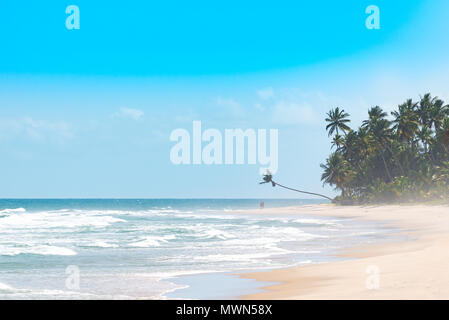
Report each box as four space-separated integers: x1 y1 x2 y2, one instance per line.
239 204 449 300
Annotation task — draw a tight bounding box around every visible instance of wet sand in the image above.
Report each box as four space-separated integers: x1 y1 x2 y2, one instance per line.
238 204 449 299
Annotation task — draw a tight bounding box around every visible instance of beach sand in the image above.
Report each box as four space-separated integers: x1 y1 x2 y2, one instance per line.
237 204 449 299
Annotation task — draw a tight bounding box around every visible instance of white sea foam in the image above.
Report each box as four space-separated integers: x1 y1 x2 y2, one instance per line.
0 211 125 230
128 235 176 247
0 282 14 291
134 269 222 280
0 208 26 214
273 227 328 239
292 218 343 227
0 201 393 300
0 245 77 256
77 209 190 216
171 212 239 220
84 241 119 248
0 281 135 300
193 252 280 262
199 228 236 240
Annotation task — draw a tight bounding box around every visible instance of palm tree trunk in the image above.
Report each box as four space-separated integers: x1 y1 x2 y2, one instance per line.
427 152 435 165
384 143 406 176
271 181 333 201
344 144 363 173
442 143 449 155
381 152 393 181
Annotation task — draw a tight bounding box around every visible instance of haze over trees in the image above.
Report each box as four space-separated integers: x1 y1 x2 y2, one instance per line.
321 93 449 203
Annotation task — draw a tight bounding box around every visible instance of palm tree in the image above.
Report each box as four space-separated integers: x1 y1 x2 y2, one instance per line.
320 152 353 197
429 99 448 133
441 118 449 147
370 118 395 180
340 130 364 172
417 93 435 128
325 107 351 137
320 94 448 204
435 118 449 156
259 171 333 201
356 126 372 158
417 126 433 154
331 134 344 151
391 99 419 143
362 106 388 129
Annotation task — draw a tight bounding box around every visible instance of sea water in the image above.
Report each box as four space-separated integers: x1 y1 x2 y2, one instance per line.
0 199 397 299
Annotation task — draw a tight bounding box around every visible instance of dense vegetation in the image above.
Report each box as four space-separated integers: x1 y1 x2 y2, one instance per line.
321 93 449 204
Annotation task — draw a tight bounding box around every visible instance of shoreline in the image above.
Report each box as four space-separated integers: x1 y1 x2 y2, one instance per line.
165 271 276 300
238 204 449 299
163 203 401 300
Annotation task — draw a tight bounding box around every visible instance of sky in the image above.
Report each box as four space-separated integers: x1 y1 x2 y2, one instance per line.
1 0 449 198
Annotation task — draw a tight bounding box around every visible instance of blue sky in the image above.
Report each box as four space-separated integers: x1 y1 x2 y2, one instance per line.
1 0 449 198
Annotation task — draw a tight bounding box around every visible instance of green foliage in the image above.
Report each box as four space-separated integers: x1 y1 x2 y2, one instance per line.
321 94 449 204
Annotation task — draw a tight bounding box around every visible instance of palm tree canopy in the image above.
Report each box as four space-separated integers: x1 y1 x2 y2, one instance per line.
322 93 449 203
320 152 353 195
331 134 344 150
325 107 351 137
391 99 419 142
362 106 388 129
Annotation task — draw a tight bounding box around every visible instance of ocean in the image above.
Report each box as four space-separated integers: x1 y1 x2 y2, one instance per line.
0 199 397 299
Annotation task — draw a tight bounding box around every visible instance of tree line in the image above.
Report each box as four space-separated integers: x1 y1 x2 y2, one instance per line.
321 93 449 203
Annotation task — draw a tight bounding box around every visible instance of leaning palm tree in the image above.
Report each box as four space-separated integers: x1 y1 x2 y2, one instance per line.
259 170 333 201
325 107 351 137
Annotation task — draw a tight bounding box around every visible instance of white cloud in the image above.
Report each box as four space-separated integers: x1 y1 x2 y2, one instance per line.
254 103 265 111
257 87 274 100
113 107 144 120
216 97 246 118
272 102 319 125
0 117 74 142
